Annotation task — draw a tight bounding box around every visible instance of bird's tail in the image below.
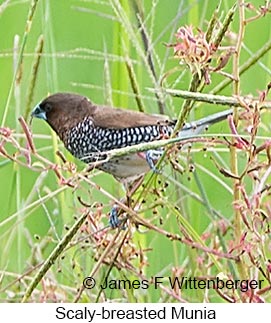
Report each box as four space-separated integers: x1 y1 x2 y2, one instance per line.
177 108 232 138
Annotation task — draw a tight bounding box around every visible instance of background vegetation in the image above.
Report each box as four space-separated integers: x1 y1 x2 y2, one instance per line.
0 0 271 302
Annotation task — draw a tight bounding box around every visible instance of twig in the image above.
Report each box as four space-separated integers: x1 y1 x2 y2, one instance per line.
25 35 44 122
149 88 271 109
231 0 246 281
1 0 39 127
212 37 271 93
132 0 165 114
125 55 145 112
74 226 125 302
22 211 89 302
81 136 227 166
18 116 36 153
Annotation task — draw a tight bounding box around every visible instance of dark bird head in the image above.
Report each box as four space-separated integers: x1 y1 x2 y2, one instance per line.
31 92 94 140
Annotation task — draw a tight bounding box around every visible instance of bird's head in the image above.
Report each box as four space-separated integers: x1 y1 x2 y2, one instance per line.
31 92 94 139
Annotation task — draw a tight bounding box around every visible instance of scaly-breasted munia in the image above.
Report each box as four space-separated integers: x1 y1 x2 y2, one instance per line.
32 92 232 179
32 92 232 227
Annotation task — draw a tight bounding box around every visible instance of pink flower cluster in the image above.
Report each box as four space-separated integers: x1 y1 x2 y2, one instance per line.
172 26 215 74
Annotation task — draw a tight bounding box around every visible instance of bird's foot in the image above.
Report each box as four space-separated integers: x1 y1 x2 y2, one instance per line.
109 205 126 229
145 149 163 173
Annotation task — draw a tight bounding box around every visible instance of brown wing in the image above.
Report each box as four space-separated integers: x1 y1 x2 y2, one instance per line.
44 93 173 133
88 103 173 129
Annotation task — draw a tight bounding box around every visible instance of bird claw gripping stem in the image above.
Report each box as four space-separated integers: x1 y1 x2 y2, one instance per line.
109 205 126 229
145 149 163 174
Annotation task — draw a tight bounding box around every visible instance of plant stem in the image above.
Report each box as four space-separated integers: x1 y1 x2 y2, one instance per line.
231 1 246 280
22 211 89 302
1 0 39 127
155 88 271 109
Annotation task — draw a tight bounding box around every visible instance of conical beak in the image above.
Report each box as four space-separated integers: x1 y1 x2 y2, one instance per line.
31 104 47 120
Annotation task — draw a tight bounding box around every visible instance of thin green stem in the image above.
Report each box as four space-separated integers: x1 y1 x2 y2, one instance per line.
231 1 246 280
22 211 89 302
1 0 39 127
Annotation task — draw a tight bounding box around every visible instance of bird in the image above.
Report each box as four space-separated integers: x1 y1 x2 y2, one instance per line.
31 92 232 227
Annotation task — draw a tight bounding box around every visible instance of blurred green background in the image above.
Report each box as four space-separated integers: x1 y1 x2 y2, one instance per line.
0 0 271 302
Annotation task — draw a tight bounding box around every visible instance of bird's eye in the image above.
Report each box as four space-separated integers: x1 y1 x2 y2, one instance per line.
44 103 52 113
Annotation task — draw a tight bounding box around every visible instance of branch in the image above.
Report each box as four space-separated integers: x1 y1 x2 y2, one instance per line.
22 211 89 302
81 135 223 165
148 88 271 109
